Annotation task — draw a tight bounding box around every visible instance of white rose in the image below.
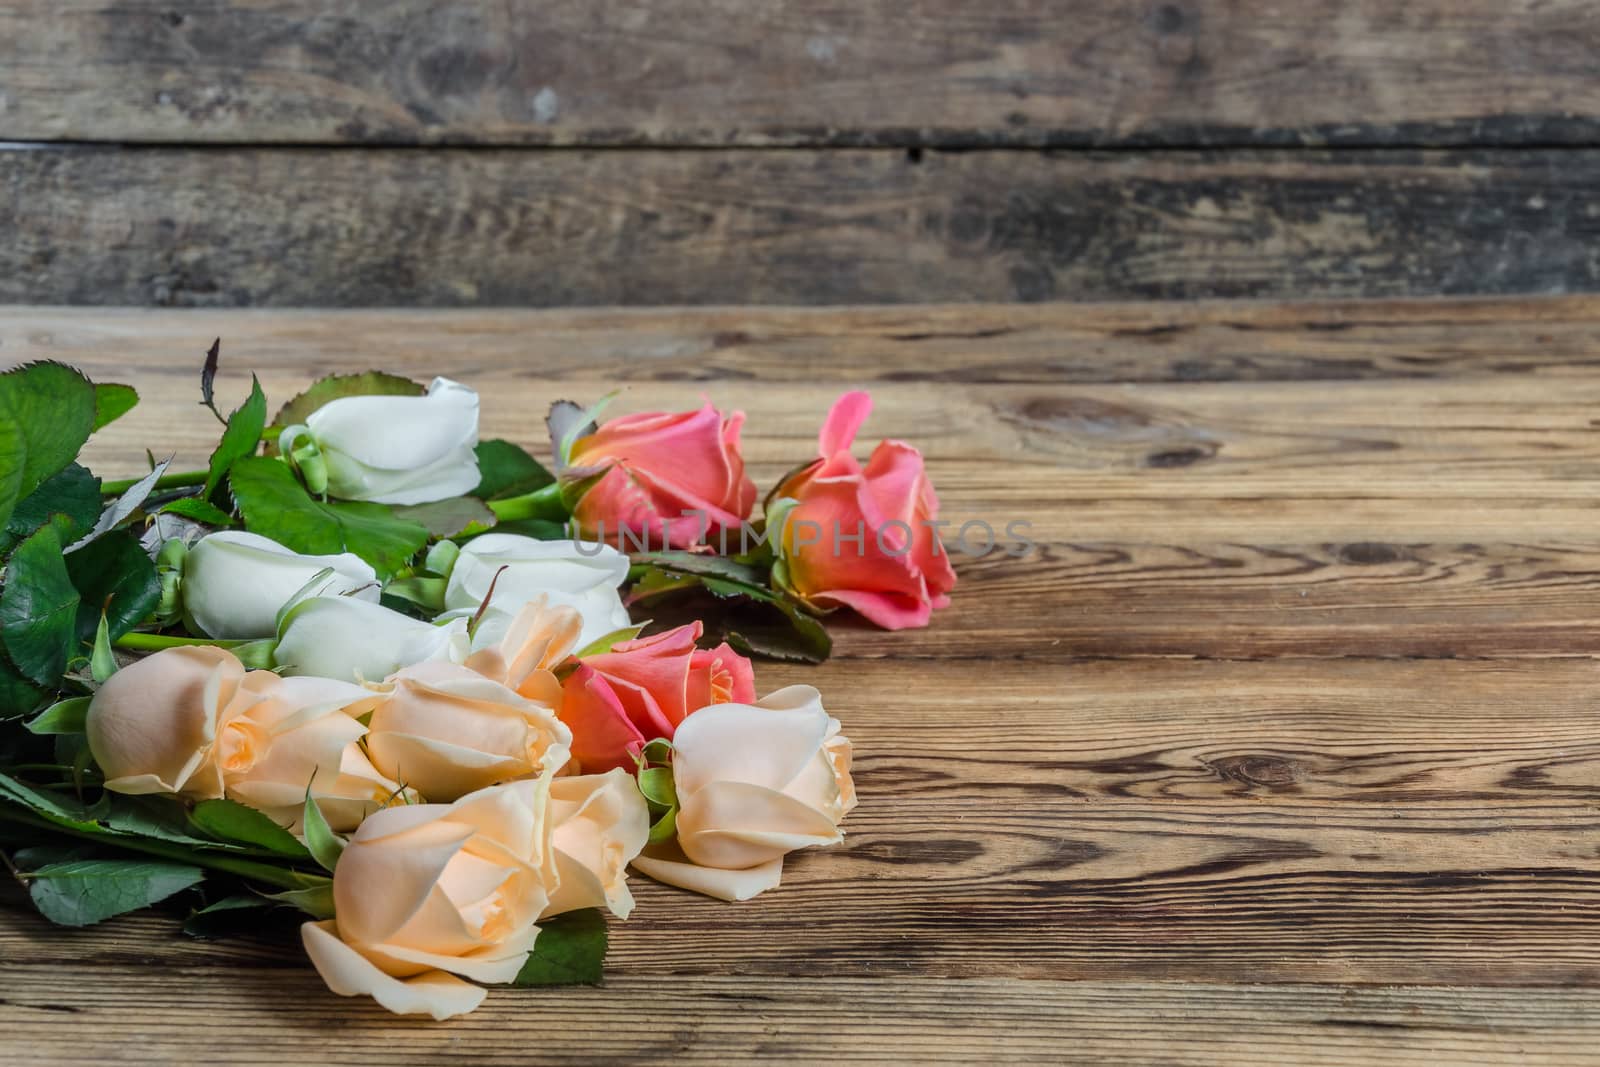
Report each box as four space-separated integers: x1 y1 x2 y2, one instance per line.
283 377 480 505
442 535 631 649
275 596 468 683
631 686 856 901
181 530 379 639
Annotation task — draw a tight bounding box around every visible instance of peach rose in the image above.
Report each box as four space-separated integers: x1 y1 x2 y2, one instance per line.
86 646 257 800
363 661 571 802
541 769 650 920
557 621 756 774
85 647 409 831
631 685 856 901
772 391 955 629
221 674 409 833
462 596 581 707
301 780 554 1020
567 400 756 549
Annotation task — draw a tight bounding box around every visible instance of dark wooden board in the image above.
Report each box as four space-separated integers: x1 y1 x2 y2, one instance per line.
3 1 1598 147
5 146 1598 306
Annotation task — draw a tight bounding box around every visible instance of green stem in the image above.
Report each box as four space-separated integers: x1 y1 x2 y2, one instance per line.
101 469 209 496
487 481 567 523
114 633 251 652
0 808 316 891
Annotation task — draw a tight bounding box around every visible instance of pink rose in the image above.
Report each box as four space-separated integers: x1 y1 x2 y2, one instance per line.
568 401 756 549
558 622 756 774
771 391 955 629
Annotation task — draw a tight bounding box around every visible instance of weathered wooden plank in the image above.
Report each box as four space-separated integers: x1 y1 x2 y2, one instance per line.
4 146 1599 306
5 660 1600 988
12 303 1600 659
10 297 1600 385
3 1 1598 147
5 971 1598 1066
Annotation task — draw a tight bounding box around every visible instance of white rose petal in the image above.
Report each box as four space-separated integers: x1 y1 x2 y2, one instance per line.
182 530 378 639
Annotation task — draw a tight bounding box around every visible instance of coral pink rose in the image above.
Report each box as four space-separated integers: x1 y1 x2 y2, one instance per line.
567 401 756 549
771 391 955 630
558 622 756 774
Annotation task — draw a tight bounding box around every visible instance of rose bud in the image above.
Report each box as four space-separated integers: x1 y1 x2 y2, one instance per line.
301 780 556 1019
274 596 468 684
363 661 572 802
541 769 651 920
181 530 378 639
86 645 260 800
566 400 756 549
631 685 855 902
219 674 410 833
771 390 955 630
279 376 479 505
86 649 408 832
442 534 632 650
558 621 756 774
462 596 582 705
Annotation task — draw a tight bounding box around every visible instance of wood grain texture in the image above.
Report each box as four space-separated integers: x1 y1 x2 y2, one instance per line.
5 146 1599 306
6 970 1600 1065
10 300 1600 660
2 1 1598 147
5 299 1600 1061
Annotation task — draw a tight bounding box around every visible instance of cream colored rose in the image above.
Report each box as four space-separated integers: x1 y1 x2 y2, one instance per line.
301 780 555 1020
86 647 410 831
363 661 572 802
182 530 378 639
541 769 650 920
86 645 258 799
631 685 856 901
442 534 631 649
282 376 480 505
274 596 469 684
462 595 581 707
221 674 409 833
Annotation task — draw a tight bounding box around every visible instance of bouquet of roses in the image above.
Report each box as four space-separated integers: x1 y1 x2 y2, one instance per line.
0 348 953 1018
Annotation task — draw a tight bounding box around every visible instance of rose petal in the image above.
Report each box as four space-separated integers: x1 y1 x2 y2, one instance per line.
301 921 486 1020
630 848 784 902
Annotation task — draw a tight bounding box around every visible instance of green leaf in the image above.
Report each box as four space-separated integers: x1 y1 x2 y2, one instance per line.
382 576 447 613
0 770 105 830
0 362 98 534
190 799 311 860
631 551 767 587
513 909 608 987
64 530 160 642
271 371 424 430
2 463 102 554
573 624 647 659
0 662 46 720
204 375 267 498
92 383 139 431
0 520 80 685
639 739 673 766
637 766 676 809
155 497 234 526
21 855 205 927
90 612 117 682
301 792 345 873
104 794 225 847
473 439 555 500
229 456 428 579
25 695 90 735
646 805 677 846
391 496 496 539
263 882 336 919
183 894 274 939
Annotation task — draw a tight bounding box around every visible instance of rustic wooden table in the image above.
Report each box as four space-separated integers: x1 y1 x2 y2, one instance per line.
3 297 1599 1063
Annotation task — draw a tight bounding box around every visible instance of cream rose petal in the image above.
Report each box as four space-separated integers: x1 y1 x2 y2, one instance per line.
670 687 832 795
630 850 785 902
302 921 486 1021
